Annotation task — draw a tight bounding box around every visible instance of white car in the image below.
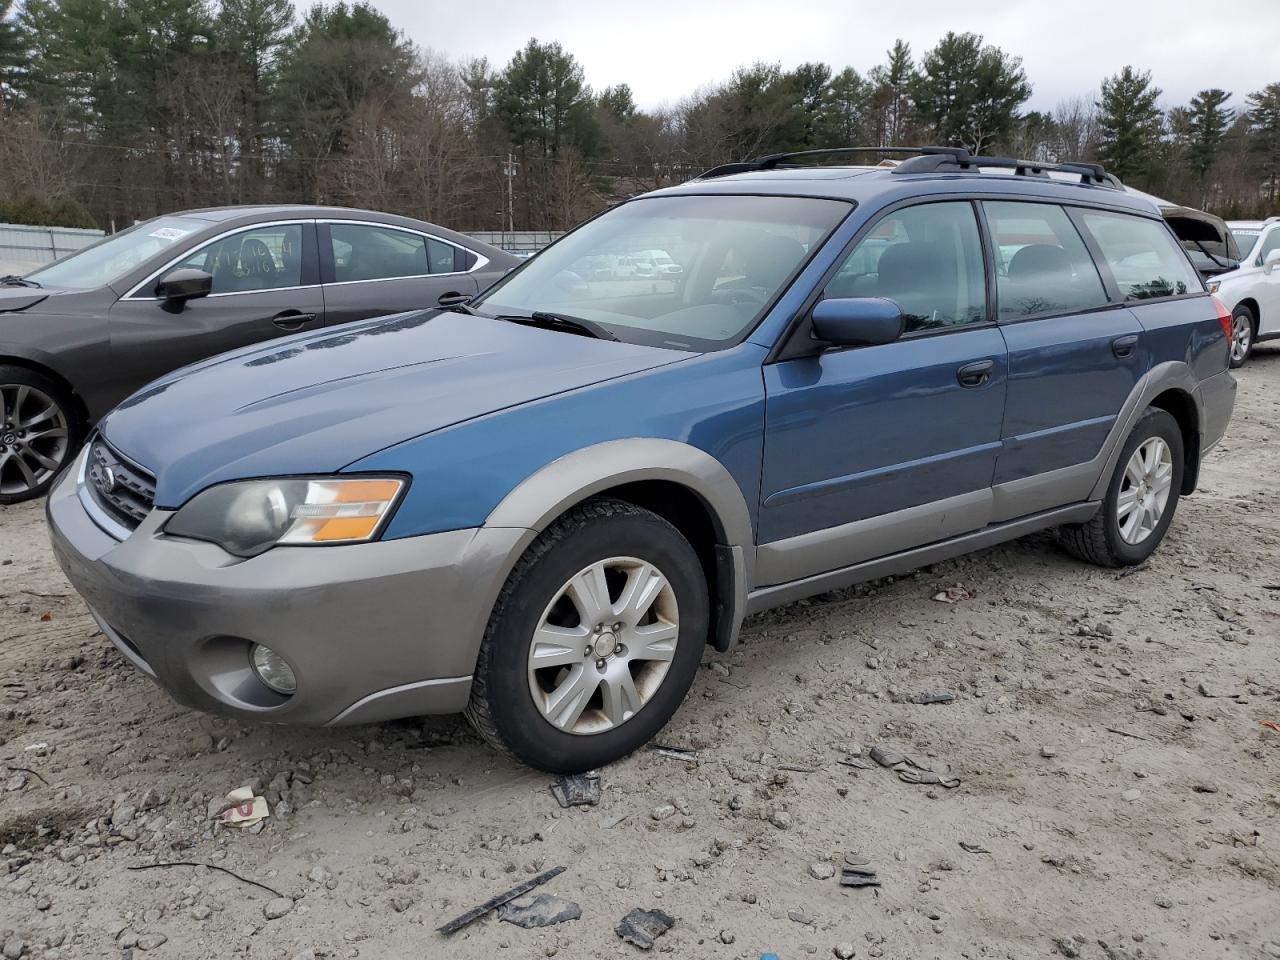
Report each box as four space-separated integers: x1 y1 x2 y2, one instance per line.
1210 218 1280 367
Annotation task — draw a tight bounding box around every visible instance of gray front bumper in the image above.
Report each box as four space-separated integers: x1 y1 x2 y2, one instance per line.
46 467 526 725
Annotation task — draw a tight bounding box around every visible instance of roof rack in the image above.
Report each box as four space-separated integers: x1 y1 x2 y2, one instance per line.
695 145 1121 189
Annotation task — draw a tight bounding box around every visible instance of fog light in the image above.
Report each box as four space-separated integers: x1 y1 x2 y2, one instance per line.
250 644 296 695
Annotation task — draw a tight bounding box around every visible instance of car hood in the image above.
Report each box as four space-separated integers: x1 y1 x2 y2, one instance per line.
101 310 693 508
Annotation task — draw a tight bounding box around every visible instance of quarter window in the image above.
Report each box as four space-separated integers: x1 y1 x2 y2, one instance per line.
162 224 303 295
329 224 458 283
983 202 1109 319
825 202 987 332
1078 210 1202 301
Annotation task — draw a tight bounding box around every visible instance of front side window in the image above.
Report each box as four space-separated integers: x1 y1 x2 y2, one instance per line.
1257 227 1280 266
983 201 1109 319
1079 210 1203 301
29 216 209 290
824 201 986 332
476 195 850 350
161 224 303 295
329 224 457 282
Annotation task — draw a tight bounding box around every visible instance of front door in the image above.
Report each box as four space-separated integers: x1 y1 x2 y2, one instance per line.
107 221 324 408
319 221 479 325
758 200 1008 586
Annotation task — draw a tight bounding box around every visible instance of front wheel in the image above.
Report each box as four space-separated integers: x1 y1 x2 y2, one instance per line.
1229 304 1256 368
0 367 81 505
1059 407 1184 568
465 498 709 772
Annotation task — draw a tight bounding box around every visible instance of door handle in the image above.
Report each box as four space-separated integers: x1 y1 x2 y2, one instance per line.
956 359 995 388
1112 334 1139 359
271 311 318 330
437 291 471 308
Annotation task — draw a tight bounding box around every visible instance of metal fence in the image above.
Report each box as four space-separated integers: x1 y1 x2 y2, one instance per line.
0 223 106 275
467 230 564 256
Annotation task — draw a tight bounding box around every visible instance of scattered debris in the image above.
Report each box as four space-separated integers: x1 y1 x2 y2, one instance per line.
648 743 700 763
549 771 602 808
4 765 49 786
932 585 972 603
1261 720 1280 734
959 842 991 855
1040 745 1059 758
437 865 567 935
615 907 674 950
1122 789 1142 802
868 744 960 788
808 861 835 880
500 893 582 928
910 692 956 705
216 786 270 828
787 908 817 927
126 861 284 899
1104 727 1149 742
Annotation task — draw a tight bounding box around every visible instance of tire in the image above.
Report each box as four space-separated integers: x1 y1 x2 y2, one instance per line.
0 365 82 505
465 498 709 773
1059 407 1184 568
1229 303 1256 368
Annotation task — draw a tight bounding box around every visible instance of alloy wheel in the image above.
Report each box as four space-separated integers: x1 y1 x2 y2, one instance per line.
527 556 679 736
0 383 70 498
1116 437 1174 545
1231 313 1252 364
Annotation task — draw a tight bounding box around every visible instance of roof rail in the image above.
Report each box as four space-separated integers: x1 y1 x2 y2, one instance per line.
696 146 942 180
892 148 1122 188
695 144 1121 189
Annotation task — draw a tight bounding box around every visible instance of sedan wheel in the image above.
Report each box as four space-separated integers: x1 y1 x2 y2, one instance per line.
528 557 679 735
0 382 72 500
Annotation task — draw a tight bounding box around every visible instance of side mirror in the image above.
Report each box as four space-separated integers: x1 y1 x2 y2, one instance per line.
155 268 213 304
1263 249 1280 274
811 297 904 347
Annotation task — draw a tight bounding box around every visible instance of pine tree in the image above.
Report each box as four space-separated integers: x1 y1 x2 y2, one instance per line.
1096 66 1164 183
912 32 1029 153
1187 88 1232 179
1247 82 1280 204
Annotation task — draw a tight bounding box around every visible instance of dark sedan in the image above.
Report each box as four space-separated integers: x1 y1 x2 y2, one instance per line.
0 206 517 503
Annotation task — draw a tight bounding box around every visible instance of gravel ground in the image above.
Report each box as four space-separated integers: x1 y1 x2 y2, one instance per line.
1 350 1279 960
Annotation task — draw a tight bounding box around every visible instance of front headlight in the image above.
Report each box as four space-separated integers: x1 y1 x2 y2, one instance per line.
165 476 406 557
1207 279 1221 294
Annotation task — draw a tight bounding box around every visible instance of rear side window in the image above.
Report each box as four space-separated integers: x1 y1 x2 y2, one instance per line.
1078 210 1203 301
825 201 987 332
329 224 459 283
983 202 1109 319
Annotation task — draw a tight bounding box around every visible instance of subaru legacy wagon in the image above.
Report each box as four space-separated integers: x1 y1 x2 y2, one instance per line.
48 147 1237 772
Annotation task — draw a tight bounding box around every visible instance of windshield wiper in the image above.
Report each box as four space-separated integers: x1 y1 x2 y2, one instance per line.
495 311 619 342
0 275 40 288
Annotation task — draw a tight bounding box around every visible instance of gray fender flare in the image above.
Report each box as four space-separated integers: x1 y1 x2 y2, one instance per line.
1087 360 1200 501
483 438 754 650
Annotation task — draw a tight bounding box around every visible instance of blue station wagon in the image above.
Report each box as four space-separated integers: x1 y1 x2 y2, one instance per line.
47 147 1237 772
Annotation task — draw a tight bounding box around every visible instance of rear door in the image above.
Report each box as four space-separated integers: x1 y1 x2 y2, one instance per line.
983 200 1144 520
318 221 479 325
108 220 324 394
757 199 1008 586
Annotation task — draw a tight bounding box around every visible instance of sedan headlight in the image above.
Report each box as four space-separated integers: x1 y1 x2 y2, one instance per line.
165 476 406 557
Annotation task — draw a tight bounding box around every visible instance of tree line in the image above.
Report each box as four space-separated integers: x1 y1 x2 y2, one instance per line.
0 0 1277 232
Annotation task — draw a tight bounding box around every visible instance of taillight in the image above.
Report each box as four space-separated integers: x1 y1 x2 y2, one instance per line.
1212 294 1232 342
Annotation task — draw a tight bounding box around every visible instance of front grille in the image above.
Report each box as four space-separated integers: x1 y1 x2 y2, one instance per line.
85 437 156 531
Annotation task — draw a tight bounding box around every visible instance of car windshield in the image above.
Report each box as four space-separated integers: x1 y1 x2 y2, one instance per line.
26 216 210 290
475 195 850 350
1230 229 1260 256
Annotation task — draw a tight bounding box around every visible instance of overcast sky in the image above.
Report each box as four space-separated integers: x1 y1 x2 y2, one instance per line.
373 0 1280 114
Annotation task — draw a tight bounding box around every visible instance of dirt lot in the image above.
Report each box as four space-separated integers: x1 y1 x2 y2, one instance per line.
2 352 1278 960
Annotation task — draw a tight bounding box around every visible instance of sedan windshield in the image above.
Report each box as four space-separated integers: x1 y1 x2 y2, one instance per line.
27 216 210 290
475 195 850 350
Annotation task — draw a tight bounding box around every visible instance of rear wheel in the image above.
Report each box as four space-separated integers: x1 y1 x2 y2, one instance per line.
1229 304 1256 368
0 366 81 505
1059 407 1184 568
465 498 708 773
